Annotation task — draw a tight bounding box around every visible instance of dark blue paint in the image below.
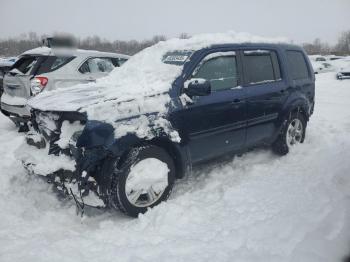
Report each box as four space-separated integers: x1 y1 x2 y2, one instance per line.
77 43 315 179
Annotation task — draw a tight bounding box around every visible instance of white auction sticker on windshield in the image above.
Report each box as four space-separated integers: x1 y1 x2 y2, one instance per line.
163 55 189 62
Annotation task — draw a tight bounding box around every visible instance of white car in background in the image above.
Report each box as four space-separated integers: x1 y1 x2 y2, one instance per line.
309 55 333 74
336 66 350 80
0 57 18 96
0 57 17 67
310 60 335 74
309 55 327 62
326 55 344 61
1 47 129 129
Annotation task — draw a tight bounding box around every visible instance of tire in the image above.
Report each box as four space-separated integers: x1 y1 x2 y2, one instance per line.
272 112 307 156
110 145 175 217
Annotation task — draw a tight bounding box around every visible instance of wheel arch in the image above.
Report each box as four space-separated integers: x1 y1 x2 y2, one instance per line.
148 137 187 179
272 97 310 142
109 134 188 180
281 95 311 122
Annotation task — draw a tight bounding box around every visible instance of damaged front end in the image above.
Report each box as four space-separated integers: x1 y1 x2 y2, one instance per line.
18 109 114 214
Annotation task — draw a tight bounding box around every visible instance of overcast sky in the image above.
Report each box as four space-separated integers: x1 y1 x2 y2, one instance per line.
1 0 349 44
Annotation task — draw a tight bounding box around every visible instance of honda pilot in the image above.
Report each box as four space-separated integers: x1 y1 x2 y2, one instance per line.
18 33 315 217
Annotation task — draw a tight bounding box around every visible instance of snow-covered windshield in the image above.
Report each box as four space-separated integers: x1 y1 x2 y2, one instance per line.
162 50 193 65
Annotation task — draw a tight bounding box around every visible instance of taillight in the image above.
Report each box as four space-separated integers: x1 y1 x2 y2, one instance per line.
31 76 48 96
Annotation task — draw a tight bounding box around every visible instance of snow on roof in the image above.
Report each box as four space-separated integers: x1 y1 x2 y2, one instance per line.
28 31 288 141
22 46 129 59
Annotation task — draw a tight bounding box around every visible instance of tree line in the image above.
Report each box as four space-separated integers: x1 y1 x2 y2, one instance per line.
302 31 350 55
0 31 349 57
0 32 189 57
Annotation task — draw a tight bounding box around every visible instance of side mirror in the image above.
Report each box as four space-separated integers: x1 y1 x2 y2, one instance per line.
184 78 211 97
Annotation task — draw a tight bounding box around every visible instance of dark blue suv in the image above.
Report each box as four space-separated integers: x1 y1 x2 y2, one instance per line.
22 40 315 217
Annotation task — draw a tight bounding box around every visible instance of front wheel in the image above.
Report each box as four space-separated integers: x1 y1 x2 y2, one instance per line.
110 145 175 217
272 113 306 156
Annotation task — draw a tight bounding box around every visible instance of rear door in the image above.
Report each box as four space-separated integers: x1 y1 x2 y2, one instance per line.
175 50 247 162
242 49 288 147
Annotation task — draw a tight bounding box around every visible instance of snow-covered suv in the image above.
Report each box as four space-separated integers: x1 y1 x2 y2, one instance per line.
1 47 129 129
18 32 315 217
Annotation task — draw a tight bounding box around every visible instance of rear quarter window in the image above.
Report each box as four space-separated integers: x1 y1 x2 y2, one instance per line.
287 51 309 80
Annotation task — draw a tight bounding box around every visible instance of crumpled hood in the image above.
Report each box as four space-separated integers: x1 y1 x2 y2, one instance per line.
28 84 107 112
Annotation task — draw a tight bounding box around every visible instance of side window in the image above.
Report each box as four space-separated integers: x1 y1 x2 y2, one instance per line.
79 61 90 74
88 58 115 73
111 58 120 67
50 57 74 71
118 58 128 66
192 52 238 92
243 50 281 84
79 57 115 74
110 58 128 67
287 51 309 80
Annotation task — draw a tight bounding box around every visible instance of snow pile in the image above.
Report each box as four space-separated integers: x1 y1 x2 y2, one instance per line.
126 158 169 195
331 57 350 71
27 32 286 141
55 120 84 149
15 141 76 176
0 72 350 262
29 31 287 112
0 93 27 106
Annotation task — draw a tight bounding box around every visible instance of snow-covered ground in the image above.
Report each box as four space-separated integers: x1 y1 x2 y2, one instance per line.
0 72 350 262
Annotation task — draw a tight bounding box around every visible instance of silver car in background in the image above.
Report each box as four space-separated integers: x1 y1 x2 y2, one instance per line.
1 47 129 129
336 66 350 80
0 57 17 97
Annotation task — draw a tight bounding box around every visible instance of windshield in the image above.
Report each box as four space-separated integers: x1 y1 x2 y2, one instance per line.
162 50 193 65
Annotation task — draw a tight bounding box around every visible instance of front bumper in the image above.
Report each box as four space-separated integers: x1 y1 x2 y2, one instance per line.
17 130 106 209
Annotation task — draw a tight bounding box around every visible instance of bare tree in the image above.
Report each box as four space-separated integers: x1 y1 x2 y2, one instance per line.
179 33 190 39
335 30 350 55
302 38 331 55
1 30 350 57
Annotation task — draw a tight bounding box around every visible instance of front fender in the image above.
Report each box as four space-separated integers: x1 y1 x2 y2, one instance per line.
76 120 115 149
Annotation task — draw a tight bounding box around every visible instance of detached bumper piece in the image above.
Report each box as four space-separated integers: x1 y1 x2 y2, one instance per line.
22 111 109 216
23 159 106 216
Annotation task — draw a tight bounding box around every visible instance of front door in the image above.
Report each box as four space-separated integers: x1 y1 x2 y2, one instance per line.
175 50 247 163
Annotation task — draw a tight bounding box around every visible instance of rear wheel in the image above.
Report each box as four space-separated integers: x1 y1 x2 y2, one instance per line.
110 145 175 217
272 112 306 156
